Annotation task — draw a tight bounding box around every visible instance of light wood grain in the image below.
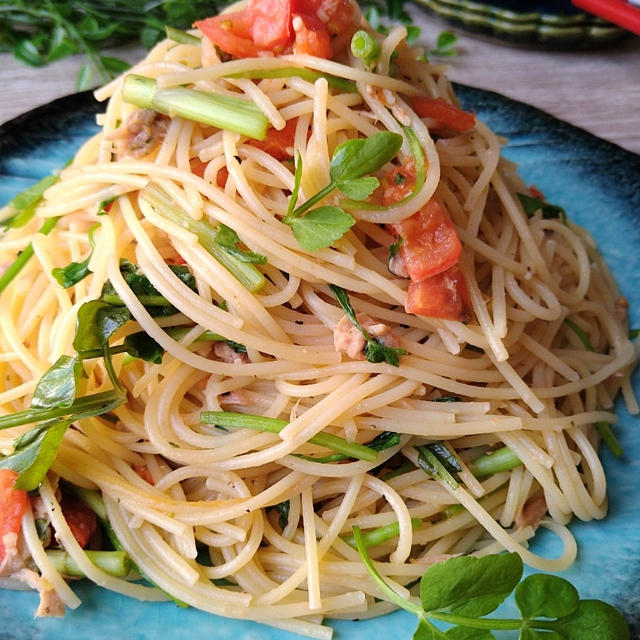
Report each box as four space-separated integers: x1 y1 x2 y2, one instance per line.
1 9 639 154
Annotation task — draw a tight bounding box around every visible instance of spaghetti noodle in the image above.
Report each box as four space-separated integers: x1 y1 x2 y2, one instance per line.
0 1 636 637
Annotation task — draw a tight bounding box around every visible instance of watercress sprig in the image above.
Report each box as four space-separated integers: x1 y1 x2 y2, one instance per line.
282 131 403 251
329 284 406 366
352 530 629 640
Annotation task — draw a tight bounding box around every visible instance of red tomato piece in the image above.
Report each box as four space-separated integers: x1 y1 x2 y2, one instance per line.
60 494 97 549
195 12 260 58
246 0 293 51
377 161 416 206
412 96 476 132
312 0 358 36
392 200 462 282
0 469 27 564
191 160 229 187
405 265 472 321
292 13 332 58
248 117 298 160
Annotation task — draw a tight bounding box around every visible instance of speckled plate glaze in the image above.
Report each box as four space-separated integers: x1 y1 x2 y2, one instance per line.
0 87 639 640
411 0 626 47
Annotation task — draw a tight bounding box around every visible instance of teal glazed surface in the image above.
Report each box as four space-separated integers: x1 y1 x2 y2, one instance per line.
0 87 639 639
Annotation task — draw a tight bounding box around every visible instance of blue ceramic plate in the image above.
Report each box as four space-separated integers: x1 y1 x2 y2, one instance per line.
0 87 639 639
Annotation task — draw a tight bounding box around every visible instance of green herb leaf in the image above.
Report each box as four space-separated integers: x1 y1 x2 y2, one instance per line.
73 300 131 353
517 193 566 223
552 600 629 640
215 224 267 264
420 553 523 617
429 30 458 57
287 151 304 218
51 223 99 288
515 574 580 620
519 630 562 640
122 332 164 364
290 206 355 251
76 62 94 91
330 132 403 184
30 356 83 410
416 445 459 489
276 500 290 530
413 618 448 640
337 176 380 200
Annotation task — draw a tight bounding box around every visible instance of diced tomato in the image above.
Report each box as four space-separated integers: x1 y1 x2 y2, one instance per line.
406 265 472 321
133 465 155 485
377 161 416 206
310 0 358 37
292 13 332 58
248 118 298 160
60 494 97 549
195 12 260 58
392 200 462 282
412 96 476 132
246 0 293 51
191 160 229 187
0 470 27 564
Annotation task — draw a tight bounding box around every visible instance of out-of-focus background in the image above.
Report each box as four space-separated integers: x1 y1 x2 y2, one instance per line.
0 0 638 153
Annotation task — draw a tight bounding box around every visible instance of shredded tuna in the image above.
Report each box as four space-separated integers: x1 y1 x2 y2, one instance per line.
0 532 27 576
108 109 169 157
515 494 547 530
333 313 400 360
213 342 249 364
12 569 65 618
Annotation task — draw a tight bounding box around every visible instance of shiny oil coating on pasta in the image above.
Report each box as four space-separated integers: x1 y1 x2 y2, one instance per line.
0 3 637 638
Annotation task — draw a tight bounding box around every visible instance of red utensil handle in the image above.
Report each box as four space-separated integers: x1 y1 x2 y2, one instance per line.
572 0 640 34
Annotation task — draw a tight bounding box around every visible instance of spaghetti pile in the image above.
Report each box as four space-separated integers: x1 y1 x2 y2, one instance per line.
0 1 637 637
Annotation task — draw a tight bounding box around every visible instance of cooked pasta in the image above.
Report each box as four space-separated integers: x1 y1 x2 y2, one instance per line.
0 1 637 637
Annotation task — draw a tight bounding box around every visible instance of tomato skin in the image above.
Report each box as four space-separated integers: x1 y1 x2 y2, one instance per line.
412 96 476 132
406 265 472 321
133 464 155 485
0 470 27 564
248 117 298 160
195 13 260 58
246 0 293 50
292 13 332 58
392 200 462 282
60 494 97 549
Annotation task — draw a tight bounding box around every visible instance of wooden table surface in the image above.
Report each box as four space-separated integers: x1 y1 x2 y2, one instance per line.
1 8 639 154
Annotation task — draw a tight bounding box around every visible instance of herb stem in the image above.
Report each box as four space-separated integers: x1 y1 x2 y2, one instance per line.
343 517 421 548
426 611 523 630
284 182 336 222
200 411 377 462
164 26 201 45
225 67 357 93
0 216 59 293
0 390 121 431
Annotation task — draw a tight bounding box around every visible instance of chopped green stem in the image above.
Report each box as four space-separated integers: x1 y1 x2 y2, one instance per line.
141 186 265 292
102 293 172 307
46 549 131 578
72 486 108 521
122 74 268 140
469 446 522 478
564 318 594 351
351 30 381 66
165 26 201 45
200 411 377 462
595 421 624 458
0 390 122 431
225 67 357 93
379 461 415 481
343 517 421 548
0 216 59 293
